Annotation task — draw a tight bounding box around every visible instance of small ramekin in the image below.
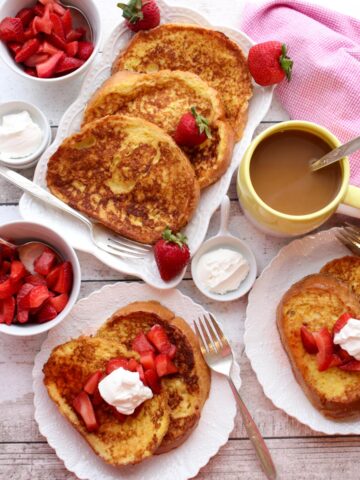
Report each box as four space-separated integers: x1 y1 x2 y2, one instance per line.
0 221 81 337
0 100 52 169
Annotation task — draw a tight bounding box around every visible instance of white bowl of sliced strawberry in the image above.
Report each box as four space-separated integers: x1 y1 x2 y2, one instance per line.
0 220 81 336
0 0 101 81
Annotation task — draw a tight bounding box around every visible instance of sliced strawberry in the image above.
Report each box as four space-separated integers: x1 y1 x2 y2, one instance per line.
73 391 98 432
84 370 104 395
300 325 318 354
127 358 139 372
111 406 127 423
52 261 73 293
106 357 129 375
92 387 104 407
136 364 146 385
168 344 176 359
34 2 45 16
9 260 26 283
155 353 178 377
147 324 172 354
38 41 61 55
55 56 84 74
338 348 354 364
45 32 66 50
37 51 65 78
33 5 53 35
140 351 156 370
19 285 50 309
65 41 78 57
49 293 68 313
25 274 47 286
313 327 333 372
77 41 94 61
0 296 16 325
144 368 161 394
16 283 33 324
329 354 343 368
34 247 57 276
0 261 11 275
66 28 85 42
50 13 65 40
38 0 66 16
24 53 49 67
36 301 57 323
0 278 15 300
132 332 155 353
16 8 36 28
61 9 72 35
339 360 360 372
8 42 22 55
46 264 61 289
23 24 36 41
0 17 24 42
333 313 352 335
15 39 40 63
0 243 16 261
24 67 37 77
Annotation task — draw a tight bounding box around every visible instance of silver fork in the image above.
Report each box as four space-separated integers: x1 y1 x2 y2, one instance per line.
0 164 151 259
194 313 277 480
336 223 360 256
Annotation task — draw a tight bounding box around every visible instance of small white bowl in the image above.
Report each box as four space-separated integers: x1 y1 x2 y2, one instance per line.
0 0 102 84
0 101 51 169
0 221 81 336
192 196 257 302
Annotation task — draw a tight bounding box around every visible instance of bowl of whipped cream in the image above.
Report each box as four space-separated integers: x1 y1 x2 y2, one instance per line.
0 100 51 169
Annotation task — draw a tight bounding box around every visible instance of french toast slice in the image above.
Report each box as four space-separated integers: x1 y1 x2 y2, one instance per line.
83 70 235 189
277 274 360 418
96 301 211 452
46 114 200 244
43 336 170 466
321 256 360 298
112 23 253 139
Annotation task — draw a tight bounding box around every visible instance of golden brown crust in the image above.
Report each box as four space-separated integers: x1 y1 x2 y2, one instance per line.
277 273 360 419
46 114 200 244
321 256 360 299
83 70 234 189
112 23 252 139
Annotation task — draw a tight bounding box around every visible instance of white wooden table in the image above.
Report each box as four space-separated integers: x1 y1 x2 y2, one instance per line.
1 0 360 478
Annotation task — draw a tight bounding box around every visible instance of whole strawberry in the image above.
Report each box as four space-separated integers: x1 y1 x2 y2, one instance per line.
248 41 293 86
174 106 212 147
117 0 160 32
154 228 190 281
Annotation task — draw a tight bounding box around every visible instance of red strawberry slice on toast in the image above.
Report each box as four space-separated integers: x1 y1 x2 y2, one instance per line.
313 327 333 372
73 391 99 432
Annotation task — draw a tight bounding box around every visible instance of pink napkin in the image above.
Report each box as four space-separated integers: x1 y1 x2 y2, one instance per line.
241 1 360 187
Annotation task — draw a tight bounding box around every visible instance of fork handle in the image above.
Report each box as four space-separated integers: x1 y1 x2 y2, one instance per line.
0 164 92 229
228 378 277 480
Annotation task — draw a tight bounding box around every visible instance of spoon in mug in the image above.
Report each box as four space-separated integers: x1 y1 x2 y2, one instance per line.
0 237 61 275
309 135 360 172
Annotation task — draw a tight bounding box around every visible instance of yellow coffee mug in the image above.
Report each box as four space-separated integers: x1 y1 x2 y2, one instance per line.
237 120 360 237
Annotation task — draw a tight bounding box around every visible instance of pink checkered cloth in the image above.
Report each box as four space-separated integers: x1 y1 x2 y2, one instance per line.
241 1 360 186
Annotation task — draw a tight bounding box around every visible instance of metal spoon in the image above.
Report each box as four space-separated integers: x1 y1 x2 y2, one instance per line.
59 2 93 42
309 135 360 172
0 237 61 275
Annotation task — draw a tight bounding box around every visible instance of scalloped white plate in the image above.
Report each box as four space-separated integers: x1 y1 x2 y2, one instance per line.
244 228 360 435
19 0 273 290
33 282 240 480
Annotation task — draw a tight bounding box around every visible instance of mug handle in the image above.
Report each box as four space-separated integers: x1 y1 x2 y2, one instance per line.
337 185 360 219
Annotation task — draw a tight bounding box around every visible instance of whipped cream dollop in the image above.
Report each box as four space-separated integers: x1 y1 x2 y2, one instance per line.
0 111 43 161
98 367 153 415
334 318 360 360
197 247 250 295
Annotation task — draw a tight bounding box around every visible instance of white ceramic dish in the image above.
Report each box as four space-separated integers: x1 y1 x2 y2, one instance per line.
192 196 257 301
33 282 241 480
19 0 273 289
244 227 360 434
0 0 102 84
0 101 51 169
0 220 81 337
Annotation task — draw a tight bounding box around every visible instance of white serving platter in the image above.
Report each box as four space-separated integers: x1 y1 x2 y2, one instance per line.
19 0 273 289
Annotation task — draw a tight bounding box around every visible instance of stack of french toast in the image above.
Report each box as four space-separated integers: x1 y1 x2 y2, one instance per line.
46 23 253 244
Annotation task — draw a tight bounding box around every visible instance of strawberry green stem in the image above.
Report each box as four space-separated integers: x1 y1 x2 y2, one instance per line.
190 106 212 139
279 44 293 81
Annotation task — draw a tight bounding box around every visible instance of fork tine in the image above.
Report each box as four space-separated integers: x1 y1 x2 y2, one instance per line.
344 227 360 244
341 229 360 247
106 239 150 256
194 321 207 356
102 243 148 259
208 313 230 349
107 237 151 253
336 232 360 256
199 316 217 354
204 314 222 351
